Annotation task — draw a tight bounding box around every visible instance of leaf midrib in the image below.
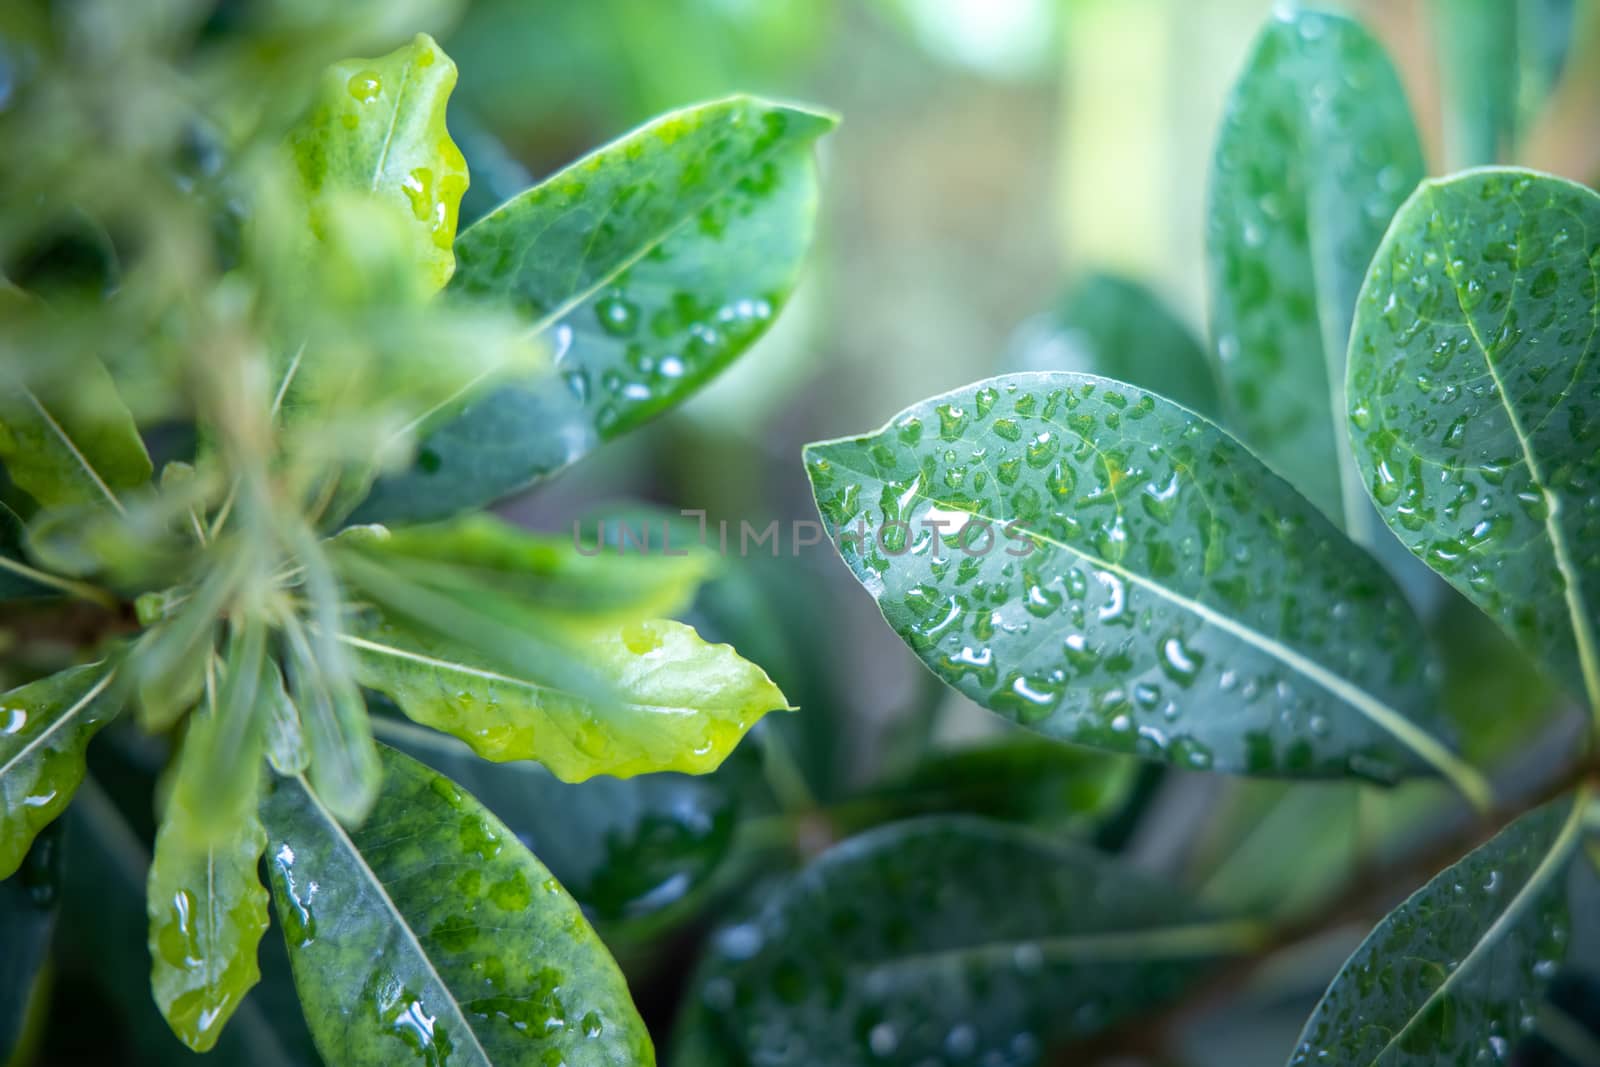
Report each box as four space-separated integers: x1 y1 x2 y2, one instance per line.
21 386 126 514
817 437 1484 803
1434 183 1600 712
1368 790 1588 1065
292 773 494 1067
0 665 116 781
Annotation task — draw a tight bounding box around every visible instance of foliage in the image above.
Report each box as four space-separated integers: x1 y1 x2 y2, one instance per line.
0 3 828 1063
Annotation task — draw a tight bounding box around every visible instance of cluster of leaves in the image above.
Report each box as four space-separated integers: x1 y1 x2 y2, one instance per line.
663 5 1599 1066
0 2 835 1064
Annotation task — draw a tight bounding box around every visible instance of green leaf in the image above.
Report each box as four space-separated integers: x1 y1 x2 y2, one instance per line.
803 373 1484 802
289 32 468 293
263 659 309 777
336 514 712 625
58 777 304 1067
866 735 1136 832
353 95 836 524
260 743 653 1066
1009 273 1219 417
170 620 271 842
1207 8 1424 536
679 816 1258 1065
0 359 152 513
1288 790 1591 1065
0 502 52 600
375 715 738 937
1347 169 1600 712
345 609 789 781
147 785 270 1051
0 826 59 1064
1432 0 1577 169
0 659 124 878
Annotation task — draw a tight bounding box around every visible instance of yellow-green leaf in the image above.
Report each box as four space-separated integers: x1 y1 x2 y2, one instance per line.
0 360 152 513
346 613 789 781
289 32 468 292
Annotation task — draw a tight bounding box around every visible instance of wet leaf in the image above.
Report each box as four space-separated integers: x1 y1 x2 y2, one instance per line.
0 659 124 878
1346 169 1600 710
345 607 788 781
289 33 468 293
59 778 305 1067
1009 273 1218 417
679 816 1255 1065
803 373 1481 800
1289 791 1591 1065
1207 8 1423 537
0 825 60 1063
353 96 836 524
336 515 712 626
376 715 738 937
260 743 653 1066
147 783 270 1051
0 359 152 513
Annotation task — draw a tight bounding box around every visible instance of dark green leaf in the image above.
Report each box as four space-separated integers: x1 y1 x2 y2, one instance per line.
0 359 152 512
0 501 52 600
803 373 1483 801
260 744 653 1066
0 825 59 1063
1289 790 1592 1065
1208 8 1423 536
353 96 835 524
288 33 468 293
0 659 124 878
680 816 1257 1065
376 716 737 936
1346 169 1600 711
1009 273 1218 417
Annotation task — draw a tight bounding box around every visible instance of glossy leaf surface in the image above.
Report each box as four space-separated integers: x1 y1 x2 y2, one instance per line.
1009 273 1218 417
377 716 738 933
147 796 271 1051
354 96 835 524
1347 169 1600 708
261 744 652 1066
803 373 1472 793
0 659 123 878
1208 8 1423 532
346 610 788 781
289 33 468 292
0 359 152 512
1289 792 1591 1065
682 816 1249 1065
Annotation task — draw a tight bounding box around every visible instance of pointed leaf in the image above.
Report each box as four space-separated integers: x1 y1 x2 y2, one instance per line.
1289 790 1592 1065
1347 169 1600 710
681 816 1257 1065
336 515 712 625
172 619 270 842
147 791 270 1051
803 373 1483 801
289 32 468 292
0 659 123 878
345 610 788 781
0 359 152 512
281 615 381 827
260 744 653 1066
353 96 836 524
1208 8 1423 535
1010 273 1219 417
263 659 309 776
